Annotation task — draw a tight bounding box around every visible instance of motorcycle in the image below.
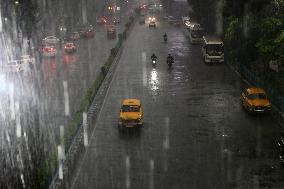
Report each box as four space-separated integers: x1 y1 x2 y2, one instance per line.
152 58 157 67
164 35 167 42
167 58 173 69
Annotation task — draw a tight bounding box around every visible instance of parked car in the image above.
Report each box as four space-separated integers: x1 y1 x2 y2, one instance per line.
96 16 107 25
84 29 95 38
202 36 224 63
64 42 76 53
40 46 57 57
20 55 36 65
69 32 80 40
2 60 23 74
240 87 271 113
42 36 60 45
181 16 190 24
118 99 143 131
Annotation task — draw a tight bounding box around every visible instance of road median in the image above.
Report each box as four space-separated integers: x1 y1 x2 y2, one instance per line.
43 13 139 189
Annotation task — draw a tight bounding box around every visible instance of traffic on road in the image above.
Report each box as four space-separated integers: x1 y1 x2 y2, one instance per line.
0 0 284 189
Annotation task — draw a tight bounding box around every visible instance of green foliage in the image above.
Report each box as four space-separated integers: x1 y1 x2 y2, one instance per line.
225 18 240 41
256 39 275 55
260 18 282 38
33 152 57 189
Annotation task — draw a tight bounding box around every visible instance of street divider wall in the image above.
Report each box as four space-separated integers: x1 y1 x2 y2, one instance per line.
41 13 139 189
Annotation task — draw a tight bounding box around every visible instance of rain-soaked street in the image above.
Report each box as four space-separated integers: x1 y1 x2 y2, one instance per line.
70 6 284 189
0 0 135 188
1 0 284 189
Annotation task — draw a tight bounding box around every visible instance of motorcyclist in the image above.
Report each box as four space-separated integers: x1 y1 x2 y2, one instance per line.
151 53 157 60
163 33 167 42
167 54 174 63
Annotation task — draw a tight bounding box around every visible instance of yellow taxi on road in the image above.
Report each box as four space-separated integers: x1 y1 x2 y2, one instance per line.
240 87 271 113
118 99 143 131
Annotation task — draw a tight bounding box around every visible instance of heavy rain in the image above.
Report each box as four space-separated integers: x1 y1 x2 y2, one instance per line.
0 0 284 189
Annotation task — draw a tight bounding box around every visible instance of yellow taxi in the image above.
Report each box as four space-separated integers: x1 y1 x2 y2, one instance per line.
240 87 271 113
118 99 143 131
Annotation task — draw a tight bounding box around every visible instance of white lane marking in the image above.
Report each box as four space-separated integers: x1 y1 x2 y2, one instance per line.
16 101 21 137
163 117 170 150
63 81 70 116
9 83 15 120
82 112 88 147
60 125 65 160
71 50 124 188
58 145 63 180
126 156 131 189
142 52 147 86
163 117 170 171
149 160 154 189
20 173 25 188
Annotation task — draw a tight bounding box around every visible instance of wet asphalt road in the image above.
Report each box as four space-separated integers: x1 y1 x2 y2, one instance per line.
26 3 135 132
37 25 120 125
0 0 140 188
70 17 284 189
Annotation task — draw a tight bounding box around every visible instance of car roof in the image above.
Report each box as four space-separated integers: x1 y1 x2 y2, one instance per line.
45 36 57 39
191 25 203 30
8 60 18 64
122 99 141 106
246 87 266 94
203 36 223 44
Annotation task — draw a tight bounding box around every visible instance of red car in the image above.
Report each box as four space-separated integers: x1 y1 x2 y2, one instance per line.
70 32 80 40
40 46 57 57
64 43 76 53
83 29 95 38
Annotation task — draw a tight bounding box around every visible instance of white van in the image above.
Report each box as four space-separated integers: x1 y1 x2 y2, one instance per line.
188 25 204 44
202 36 224 63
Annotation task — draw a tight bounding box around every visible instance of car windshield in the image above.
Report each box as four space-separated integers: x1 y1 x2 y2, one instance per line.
8 61 17 66
121 105 140 112
205 44 224 55
191 29 203 38
248 93 267 100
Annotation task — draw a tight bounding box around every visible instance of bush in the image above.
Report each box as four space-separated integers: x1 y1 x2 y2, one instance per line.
111 48 118 56
118 33 123 41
